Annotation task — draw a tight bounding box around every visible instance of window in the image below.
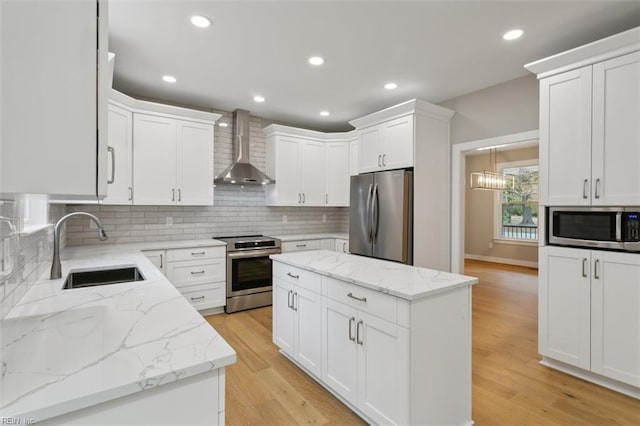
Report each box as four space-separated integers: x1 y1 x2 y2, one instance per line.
494 161 538 242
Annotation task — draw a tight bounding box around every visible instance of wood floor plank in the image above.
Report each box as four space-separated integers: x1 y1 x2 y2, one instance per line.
206 260 639 425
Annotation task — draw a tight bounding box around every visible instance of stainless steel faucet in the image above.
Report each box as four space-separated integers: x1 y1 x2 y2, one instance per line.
50 212 108 280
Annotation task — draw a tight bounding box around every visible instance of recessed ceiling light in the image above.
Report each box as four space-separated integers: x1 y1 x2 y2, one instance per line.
218 122 228 127
503 29 523 41
320 111 330 117
162 75 177 83
190 15 212 28
309 56 324 66
254 95 265 103
384 82 398 90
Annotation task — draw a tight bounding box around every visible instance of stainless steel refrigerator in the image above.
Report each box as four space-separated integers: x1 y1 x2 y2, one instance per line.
349 169 413 264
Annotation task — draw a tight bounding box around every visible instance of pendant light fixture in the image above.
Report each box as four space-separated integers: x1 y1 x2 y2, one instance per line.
470 148 514 190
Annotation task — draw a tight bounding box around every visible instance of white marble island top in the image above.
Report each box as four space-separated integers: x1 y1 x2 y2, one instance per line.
271 250 478 300
0 242 236 422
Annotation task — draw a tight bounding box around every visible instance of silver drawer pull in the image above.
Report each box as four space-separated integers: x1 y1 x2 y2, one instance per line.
191 251 205 256
191 270 206 275
190 296 205 301
287 272 299 279
296 244 307 248
347 292 367 303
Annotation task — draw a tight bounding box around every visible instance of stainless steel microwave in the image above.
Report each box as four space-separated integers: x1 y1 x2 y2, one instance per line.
548 207 640 252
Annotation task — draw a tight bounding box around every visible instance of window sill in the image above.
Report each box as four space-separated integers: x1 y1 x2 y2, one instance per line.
493 238 538 247
20 224 52 236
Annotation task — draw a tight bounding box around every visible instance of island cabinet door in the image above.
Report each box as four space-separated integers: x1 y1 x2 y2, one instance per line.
357 311 409 426
273 279 295 355
294 286 322 377
322 298 358 405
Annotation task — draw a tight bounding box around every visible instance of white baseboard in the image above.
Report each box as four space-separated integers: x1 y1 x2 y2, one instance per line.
464 254 538 269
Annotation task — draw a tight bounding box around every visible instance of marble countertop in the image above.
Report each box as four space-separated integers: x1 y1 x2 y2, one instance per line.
0 242 236 422
271 250 478 301
272 233 348 242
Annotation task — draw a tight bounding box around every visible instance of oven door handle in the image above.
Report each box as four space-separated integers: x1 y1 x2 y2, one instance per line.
227 249 282 259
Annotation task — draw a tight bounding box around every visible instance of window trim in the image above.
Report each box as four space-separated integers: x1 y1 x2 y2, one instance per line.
493 159 539 243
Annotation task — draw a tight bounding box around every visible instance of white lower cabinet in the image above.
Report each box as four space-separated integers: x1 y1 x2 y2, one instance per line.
540 246 640 389
335 238 349 253
273 264 322 377
142 249 165 275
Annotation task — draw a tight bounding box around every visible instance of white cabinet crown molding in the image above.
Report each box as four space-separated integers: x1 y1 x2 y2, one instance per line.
263 124 356 141
110 89 221 124
348 98 454 129
525 26 640 79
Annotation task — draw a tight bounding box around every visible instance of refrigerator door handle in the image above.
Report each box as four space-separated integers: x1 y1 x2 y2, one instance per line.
366 183 373 242
372 183 379 242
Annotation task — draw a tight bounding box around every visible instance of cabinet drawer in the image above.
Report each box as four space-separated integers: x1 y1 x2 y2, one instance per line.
281 240 321 252
324 277 397 323
166 259 225 288
273 262 321 294
182 285 226 310
167 246 225 262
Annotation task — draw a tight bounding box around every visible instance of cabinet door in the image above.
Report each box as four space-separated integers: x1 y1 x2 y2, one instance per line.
349 139 360 176
177 120 214 206
359 127 382 173
591 251 640 387
273 279 295 355
540 67 593 205
102 103 133 204
592 52 640 206
133 114 177 205
539 246 591 369
325 142 350 206
322 298 358 405
335 239 349 253
381 115 414 170
271 137 302 205
294 287 322 377
300 140 326 206
357 311 408 426
143 250 165 275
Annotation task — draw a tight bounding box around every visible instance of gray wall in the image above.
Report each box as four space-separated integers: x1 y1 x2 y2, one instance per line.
465 146 539 265
66 109 348 246
439 74 539 145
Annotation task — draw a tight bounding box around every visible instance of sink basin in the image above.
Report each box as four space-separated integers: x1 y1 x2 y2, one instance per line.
62 266 145 290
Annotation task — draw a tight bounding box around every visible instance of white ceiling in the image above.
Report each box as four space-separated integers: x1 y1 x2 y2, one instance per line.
109 1 640 131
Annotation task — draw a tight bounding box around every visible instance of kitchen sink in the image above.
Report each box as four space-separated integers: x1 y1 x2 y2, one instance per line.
62 266 145 290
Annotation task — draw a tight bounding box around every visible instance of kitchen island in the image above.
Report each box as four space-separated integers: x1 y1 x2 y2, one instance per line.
0 241 236 425
271 250 478 426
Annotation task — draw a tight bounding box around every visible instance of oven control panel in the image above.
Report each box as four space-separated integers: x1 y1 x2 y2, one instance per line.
624 212 640 241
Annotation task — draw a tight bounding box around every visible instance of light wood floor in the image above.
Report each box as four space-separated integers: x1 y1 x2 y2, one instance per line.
206 260 640 425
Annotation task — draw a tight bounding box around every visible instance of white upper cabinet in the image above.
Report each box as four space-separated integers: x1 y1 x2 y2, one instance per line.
527 29 640 206
133 113 215 206
325 142 350 206
264 126 354 207
349 137 360 176
358 126 383 173
354 115 414 173
591 52 640 206
1 0 109 199
102 101 133 204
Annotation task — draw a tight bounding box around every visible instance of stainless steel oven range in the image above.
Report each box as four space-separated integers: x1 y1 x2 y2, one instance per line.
215 235 281 313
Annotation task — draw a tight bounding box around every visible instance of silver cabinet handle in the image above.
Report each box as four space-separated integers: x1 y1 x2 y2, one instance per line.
178 188 182 202
298 193 302 204
190 270 205 275
348 317 356 341
287 272 300 279
295 244 306 248
356 320 364 345
343 242 347 252
293 292 298 311
594 259 600 279
107 146 115 184
377 154 382 167
190 295 205 301
191 251 205 256
582 257 588 278
128 186 133 201
583 179 588 199
347 292 367 303
302 193 305 203
595 178 601 199
326 194 328 204
159 253 163 269
172 188 175 202
287 290 293 309
382 154 386 167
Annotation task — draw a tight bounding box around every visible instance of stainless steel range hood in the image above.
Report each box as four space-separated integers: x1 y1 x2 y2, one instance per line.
214 109 275 185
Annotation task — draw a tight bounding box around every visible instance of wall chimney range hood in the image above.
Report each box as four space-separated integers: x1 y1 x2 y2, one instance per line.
214 109 275 185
